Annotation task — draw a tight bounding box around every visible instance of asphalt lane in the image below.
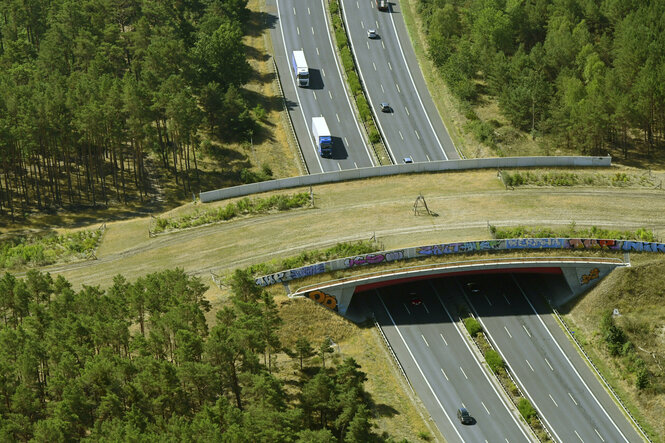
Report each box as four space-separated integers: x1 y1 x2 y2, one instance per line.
271 0 375 173
463 274 644 442
371 281 532 442
341 0 459 162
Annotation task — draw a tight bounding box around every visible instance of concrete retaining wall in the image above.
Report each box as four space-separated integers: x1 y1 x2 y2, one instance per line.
200 156 611 203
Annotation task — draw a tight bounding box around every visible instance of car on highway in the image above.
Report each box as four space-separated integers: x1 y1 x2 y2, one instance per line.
457 407 473 424
379 102 391 112
465 282 481 293
410 297 422 306
367 29 378 39
376 0 388 11
403 157 413 164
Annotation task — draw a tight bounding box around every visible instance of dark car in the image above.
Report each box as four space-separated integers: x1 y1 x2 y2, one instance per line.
410 297 422 306
457 407 473 424
465 282 480 293
380 102 391 112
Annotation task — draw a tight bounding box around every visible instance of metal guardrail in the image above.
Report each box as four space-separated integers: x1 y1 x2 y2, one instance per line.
551 309 652 442
372 314 414 394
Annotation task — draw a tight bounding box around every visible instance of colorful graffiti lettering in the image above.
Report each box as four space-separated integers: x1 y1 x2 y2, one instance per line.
568 239 619 249
621 241 665 252
417 240 502 255
255 263 327 286
255 272 286 287
581 268 600 284
306 290 338 311
290 263 326 279
505 238 566 249
253 239 665 287
344 250 405 268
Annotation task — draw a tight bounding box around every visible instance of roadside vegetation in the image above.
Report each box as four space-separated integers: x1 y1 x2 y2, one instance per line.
0 227 104 271
151 192 311 234
500 169 662 188
488 223 658 242
410 1 665 164
563 259 665 441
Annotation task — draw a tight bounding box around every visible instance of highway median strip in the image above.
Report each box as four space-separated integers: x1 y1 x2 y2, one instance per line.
462 313 553 441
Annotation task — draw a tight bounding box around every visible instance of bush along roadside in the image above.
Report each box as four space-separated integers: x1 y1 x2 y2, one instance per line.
0 225 105 271
328 0 390 165
150 192 312 235
463 314 553 441
488 222 658 242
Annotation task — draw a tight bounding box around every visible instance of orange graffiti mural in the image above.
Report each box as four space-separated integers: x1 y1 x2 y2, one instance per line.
581 268 600 284
306 290 338 311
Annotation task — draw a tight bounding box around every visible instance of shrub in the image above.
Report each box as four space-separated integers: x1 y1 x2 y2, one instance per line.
329 0 339 14
335 27 347 50
340 47 353 72
369 128 381 144
347 71 361 96
518 398 537 420
252 104 266 121
356 96 371 122
464 317 482 337
485 350 504 373
636 367 649 389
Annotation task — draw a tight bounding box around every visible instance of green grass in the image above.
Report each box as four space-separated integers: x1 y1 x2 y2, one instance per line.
0 228 104 271
500 170 659 188
489 223 659 242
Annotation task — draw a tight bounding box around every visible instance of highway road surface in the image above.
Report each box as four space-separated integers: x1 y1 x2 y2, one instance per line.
459 274 644 442
370 281 533 442
341 0 459 162
269 0 376 173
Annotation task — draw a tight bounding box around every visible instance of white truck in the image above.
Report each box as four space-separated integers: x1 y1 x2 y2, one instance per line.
312 117 332 157
291 50 309 87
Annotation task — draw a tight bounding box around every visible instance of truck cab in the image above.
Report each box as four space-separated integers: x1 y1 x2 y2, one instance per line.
376 0 388 11
291 50 309 87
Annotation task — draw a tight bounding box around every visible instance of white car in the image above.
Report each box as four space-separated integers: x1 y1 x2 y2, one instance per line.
367 29 378 39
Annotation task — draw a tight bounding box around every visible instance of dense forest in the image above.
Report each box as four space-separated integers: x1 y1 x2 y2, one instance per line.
0 268 389 442
418 0 665 156
0 0 256 218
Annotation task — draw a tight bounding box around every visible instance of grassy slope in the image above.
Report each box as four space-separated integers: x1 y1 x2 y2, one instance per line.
563 254 665 441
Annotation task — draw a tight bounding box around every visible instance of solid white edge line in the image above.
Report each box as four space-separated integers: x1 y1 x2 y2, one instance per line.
322 0 375 166
431 282 532 442
377 293 464 441
512 276 630 442
459 280 562 442
276 0 323 172
388 5 447 159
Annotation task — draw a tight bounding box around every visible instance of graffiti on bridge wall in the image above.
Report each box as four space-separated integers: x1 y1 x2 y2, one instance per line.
306 290 338 311
255 262 326 287
581 268 600 285
253 239 665 287
344 250 405 268
416 240 503 256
